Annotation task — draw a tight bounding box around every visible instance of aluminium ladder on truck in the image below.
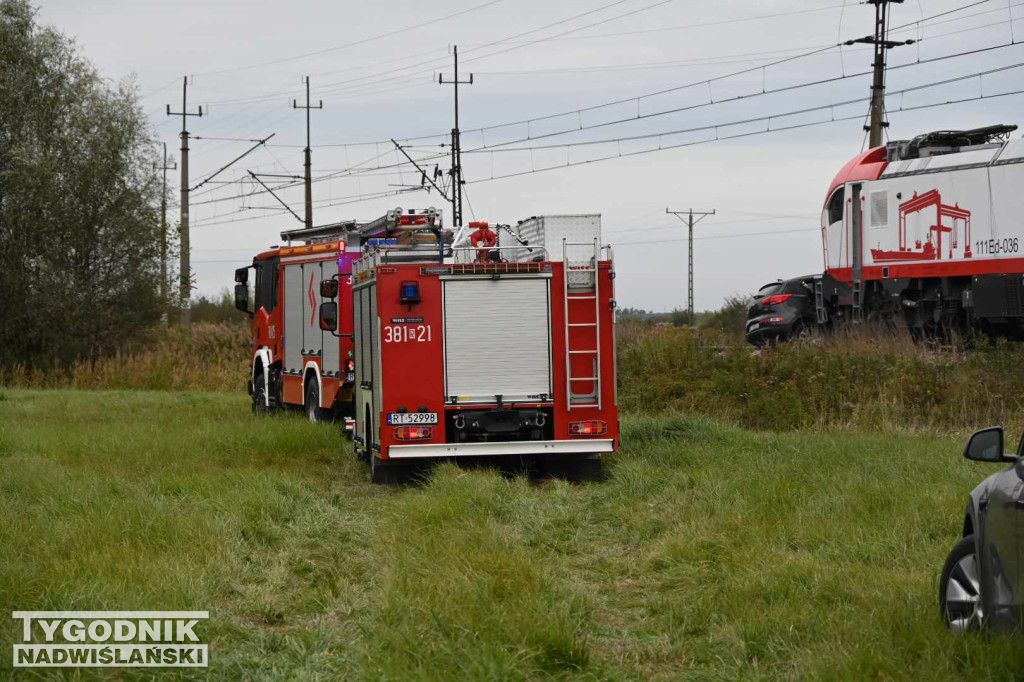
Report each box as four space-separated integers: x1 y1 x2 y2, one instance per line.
563 237 605 411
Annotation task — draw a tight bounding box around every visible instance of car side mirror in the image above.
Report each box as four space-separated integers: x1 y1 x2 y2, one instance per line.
319 301 338 331
964 426 1015 463
234 283 251 317
320 279 338 299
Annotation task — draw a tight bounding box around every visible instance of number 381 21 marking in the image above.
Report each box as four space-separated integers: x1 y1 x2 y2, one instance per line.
383 324 432 343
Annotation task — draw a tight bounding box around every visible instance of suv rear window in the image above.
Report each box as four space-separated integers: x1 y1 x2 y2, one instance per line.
757 283 784 298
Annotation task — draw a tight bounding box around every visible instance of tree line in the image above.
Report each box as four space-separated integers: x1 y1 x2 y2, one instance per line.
0 0 170 370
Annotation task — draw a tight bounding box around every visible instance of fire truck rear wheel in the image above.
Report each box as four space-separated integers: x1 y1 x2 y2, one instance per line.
305 382 324 424
543 455 602 482
370 456 397 484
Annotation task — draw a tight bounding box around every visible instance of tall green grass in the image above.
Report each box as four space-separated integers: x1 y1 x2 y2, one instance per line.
0 323 247 392
2 390 1022 679
5 320 1024 435
618 321 1024 434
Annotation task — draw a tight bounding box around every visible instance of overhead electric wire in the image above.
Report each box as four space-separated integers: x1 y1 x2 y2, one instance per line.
176 0 663 154
203 47 448 107
188 45 1024 218
257 10 1015 153
454 0 998 143
462 0 851 45
612 226 820 246
236 0 637 105
293 0 999 150
191 74 1024 229
189 144 417 206
301 0 668 99
470 44 845 76
192 0 506 77
449 40 1024 156
172 0 1001 161
464 84 1024 184
185 4 1019 224
606 213 822 235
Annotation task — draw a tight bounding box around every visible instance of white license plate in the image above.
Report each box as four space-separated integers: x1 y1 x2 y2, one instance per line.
750 323 760 331
387 412 438 425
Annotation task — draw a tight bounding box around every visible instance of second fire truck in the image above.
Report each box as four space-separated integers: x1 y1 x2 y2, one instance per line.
233 209 442 426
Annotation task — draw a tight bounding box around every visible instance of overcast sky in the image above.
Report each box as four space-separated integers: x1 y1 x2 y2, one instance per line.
37 0 1024 311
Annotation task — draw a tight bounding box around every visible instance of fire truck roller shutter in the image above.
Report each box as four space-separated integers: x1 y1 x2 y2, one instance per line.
304 263 323 359
370 283 382 429
320 260 340 377
284 264 303 373
443 277 552 402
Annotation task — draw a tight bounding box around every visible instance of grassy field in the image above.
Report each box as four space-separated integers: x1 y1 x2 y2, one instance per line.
9 320 1024 435
2 389 1023 680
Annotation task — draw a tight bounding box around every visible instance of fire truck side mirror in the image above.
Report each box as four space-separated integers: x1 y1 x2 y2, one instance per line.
234 284 251 317
319 301 338 332
320 279 339 299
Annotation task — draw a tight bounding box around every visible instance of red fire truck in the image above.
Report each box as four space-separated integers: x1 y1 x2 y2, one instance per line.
233 208 442 425
349 214 619 483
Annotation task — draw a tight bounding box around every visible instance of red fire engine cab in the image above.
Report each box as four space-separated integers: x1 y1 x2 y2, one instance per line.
233 208 442 425
349 213 619 483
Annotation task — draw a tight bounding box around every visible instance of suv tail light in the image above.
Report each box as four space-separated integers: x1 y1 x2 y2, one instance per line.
569 420 607 436
395 426 432 441
760 293 793 305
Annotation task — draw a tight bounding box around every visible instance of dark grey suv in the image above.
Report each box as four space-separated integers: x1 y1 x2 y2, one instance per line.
745 277 818 346
940 426 1024 631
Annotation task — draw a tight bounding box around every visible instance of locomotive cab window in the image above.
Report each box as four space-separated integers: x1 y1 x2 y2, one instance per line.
825 187 845 225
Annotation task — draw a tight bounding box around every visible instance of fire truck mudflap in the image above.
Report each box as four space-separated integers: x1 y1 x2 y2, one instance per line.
351 213 618 481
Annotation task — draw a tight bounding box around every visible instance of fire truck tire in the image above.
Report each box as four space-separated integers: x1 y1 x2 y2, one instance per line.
543 455 602 482
252 373 269 415
370 456 397 485
305 381 324 424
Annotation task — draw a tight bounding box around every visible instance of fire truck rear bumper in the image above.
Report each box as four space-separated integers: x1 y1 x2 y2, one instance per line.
387 438 615 459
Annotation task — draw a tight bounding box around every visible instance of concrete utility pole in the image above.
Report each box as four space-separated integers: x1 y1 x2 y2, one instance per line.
438 45 473 227
166 76 204 326
666 208 716 323
293 77 322 229
845 0 913 149
157 143 177 312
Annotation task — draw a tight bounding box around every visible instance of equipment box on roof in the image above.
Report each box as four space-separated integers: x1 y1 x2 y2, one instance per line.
510 214 601 263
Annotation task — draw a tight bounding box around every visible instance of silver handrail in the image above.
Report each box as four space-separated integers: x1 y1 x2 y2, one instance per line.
448 245 550 263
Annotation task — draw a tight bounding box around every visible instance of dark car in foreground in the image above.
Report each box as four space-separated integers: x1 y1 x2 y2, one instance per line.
745 276 819 346
940 426 1024 632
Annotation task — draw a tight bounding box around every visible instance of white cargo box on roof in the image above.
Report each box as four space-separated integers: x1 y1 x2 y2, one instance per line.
508 214 601 263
